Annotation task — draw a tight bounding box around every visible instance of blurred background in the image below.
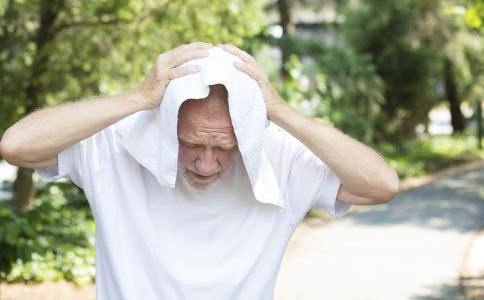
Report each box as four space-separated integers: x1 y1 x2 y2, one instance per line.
0 0 483 299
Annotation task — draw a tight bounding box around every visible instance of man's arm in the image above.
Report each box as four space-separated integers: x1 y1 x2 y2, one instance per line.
215 43 399 205
0 91 147 169
270 103 399 205
0 42 212 169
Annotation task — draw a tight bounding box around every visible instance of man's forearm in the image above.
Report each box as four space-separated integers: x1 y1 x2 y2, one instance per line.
0 90 147 167
270 102 399 201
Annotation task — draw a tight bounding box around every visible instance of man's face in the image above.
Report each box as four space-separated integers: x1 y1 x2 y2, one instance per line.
177 85 238 190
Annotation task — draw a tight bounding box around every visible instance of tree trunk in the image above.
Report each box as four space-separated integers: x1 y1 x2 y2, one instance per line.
444 57 466 133
13 168 36 213
276 0 294 80
11 0 64 213
477 100 482 150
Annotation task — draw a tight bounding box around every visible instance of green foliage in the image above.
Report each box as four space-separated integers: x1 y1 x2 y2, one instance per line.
465 0 484 29
265 36 385 145
314 45 385 145
0 181 95 285
340 0 443 141
441 1 484 110
266 0 483 145
0 0 267 134
380 134 484 178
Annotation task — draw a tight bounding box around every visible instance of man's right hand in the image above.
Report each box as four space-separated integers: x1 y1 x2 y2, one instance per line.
136 42 212 110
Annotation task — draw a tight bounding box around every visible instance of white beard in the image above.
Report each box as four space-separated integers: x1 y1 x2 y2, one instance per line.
179 167 221 191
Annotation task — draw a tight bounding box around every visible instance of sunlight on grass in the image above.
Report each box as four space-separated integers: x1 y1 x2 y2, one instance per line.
380 134 483 179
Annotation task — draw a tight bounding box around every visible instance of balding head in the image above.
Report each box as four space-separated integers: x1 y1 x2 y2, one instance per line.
177 84 239 190
178 84 231 124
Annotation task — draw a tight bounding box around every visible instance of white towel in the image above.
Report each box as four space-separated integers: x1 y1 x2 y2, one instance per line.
115 46 283 208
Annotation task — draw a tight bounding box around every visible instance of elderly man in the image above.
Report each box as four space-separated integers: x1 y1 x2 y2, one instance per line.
0 42 399 299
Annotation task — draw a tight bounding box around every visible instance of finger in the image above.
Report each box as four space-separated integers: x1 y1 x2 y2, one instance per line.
221 44 256 63
156 43 211 66
166 65 201 81
172 42 213 54
167 49 209 68
233 62 266 82
174 42 212 52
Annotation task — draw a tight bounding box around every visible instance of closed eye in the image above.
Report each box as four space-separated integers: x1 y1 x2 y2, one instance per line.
215 144 238 151
179 138 237 151
179 139 200 148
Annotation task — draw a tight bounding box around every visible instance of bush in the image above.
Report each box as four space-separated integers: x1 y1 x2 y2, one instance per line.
0 181 95 285
380 133 484 179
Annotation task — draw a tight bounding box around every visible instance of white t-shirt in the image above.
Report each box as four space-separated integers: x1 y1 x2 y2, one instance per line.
36 121 352 300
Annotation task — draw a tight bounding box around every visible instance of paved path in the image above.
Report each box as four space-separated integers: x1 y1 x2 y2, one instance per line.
275 163 484 300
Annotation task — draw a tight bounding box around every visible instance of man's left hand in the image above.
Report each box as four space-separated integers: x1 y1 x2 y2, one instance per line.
218 44 287 120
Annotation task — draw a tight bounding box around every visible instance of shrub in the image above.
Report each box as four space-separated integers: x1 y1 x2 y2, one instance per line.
0 181 95 285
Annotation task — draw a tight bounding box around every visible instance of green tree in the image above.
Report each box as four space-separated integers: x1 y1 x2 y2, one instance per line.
462 0 483 148
340 0 442 142
423 0 484 141
0 0 266 213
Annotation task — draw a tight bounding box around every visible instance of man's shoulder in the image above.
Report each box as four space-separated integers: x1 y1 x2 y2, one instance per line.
263 122 302 148
263 122 287 143
262 122 305 160
110 111 145 137
82 110 146 147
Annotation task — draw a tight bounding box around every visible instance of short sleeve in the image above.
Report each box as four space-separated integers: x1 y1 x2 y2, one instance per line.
307 152 352 217
35 144 83 187
34 127 110 192
264 124 352 224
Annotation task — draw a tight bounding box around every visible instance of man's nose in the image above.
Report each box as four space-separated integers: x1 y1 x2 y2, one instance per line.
195 148 218 175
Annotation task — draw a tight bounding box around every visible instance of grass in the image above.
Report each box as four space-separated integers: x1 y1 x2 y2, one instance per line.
379 134 483 180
